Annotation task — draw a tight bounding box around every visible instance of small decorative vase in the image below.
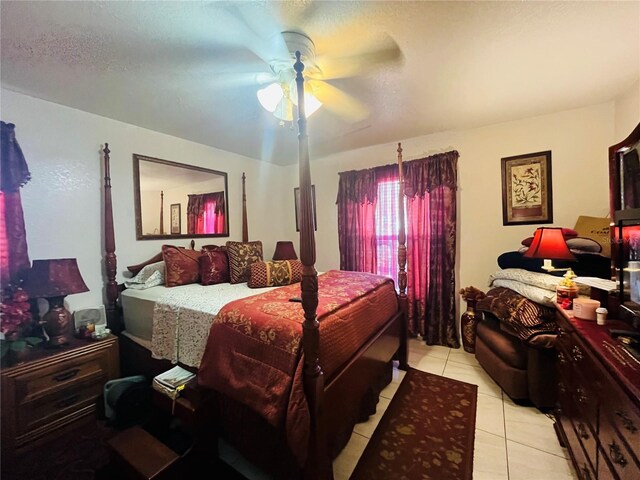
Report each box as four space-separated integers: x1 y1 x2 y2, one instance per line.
461 299 478 353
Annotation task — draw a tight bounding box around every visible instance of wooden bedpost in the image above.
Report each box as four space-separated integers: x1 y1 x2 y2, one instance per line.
159 190 164 235
242 172 248 242
397 143 409 370
294 51 330 480
103 143 120 333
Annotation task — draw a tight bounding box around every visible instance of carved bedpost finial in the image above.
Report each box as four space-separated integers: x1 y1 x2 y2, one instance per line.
103 143 119 332
396 142 409 370
397 142 407 299
242 172 248 242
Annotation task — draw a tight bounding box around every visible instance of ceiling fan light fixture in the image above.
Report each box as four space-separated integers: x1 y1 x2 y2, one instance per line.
258 80 322 121
257 83 283 113
289 80 322 117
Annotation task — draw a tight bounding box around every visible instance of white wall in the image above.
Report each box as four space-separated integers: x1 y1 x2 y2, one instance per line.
4 86 633 333
1 89 289 313
284 102 616 319
614 80 640 141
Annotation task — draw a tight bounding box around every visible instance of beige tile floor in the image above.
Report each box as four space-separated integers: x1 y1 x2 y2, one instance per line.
221 338 578 480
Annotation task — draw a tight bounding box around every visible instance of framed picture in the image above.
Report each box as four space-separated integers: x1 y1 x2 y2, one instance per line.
170 203 181 234
294 185 317 232
501 151 553 226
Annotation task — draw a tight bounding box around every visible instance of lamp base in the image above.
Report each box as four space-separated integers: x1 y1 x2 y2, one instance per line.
42 296 71 346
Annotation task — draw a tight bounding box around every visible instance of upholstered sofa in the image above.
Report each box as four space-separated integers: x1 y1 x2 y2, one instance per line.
475 311 557 409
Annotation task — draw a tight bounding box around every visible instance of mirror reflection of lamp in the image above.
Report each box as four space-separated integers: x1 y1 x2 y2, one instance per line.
23 259 89 346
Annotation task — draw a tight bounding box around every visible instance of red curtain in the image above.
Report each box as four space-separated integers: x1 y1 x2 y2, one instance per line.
337 152 458 347
0 122 31 289
187 191 226 234
337 169 378 272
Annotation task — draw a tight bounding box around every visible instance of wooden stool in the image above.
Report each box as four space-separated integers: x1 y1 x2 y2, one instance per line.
107 426 180 480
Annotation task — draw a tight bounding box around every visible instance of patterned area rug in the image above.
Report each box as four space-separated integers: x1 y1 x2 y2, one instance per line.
350 368 478 480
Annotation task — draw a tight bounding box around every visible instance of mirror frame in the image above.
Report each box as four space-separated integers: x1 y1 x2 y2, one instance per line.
133 154 230 240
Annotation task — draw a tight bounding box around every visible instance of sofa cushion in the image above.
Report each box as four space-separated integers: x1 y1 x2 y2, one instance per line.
476 314 527 370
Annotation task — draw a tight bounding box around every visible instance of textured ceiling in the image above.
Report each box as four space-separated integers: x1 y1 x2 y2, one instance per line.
1 1 639 165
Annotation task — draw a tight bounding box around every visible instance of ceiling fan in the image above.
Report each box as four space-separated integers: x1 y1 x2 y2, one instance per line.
253 30 402 125
209 5 404 125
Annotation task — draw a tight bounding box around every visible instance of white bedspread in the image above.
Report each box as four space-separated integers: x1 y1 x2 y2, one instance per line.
150 283 276 367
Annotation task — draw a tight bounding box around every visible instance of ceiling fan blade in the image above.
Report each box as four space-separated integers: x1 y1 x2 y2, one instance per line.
312 34 403 80
204 4 289 66
209 71 277 89
308 79 370 122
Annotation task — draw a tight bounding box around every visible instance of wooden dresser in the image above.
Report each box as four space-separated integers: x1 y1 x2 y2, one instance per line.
554 307 640 480
1 335 119 456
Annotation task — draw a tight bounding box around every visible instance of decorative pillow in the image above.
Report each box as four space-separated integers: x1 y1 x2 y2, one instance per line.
565 237 602 253
226 241 264 284
199 247 230 285
476 287 555 328
127 252 163 276
162 245 201 287
248 260 303 288
124 261 165 290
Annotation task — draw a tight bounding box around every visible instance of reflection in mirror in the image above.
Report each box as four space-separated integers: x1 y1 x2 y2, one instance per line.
620 139 640 210
133 154 229 240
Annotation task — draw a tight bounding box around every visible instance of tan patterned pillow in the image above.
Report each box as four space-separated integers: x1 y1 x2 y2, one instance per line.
162 245 201 287
248 260 303 288
226 241 264 284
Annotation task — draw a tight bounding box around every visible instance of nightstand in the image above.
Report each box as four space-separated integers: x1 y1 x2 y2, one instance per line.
1 335 119 457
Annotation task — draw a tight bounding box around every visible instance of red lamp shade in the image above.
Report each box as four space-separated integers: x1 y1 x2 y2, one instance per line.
272 241 298 261
22 259 89 346
524 228 576 261
23 259 89 298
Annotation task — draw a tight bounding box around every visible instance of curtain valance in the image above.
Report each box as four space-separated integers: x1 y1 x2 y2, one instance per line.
336 150 458 204
1 122 31 192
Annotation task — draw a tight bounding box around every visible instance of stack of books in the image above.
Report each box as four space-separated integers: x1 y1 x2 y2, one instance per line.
152 365 196 405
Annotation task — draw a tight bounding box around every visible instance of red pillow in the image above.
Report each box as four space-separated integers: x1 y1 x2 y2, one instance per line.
162 245 201 287
199 248 230 285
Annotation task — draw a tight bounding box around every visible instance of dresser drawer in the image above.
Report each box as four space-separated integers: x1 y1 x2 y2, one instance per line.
557 368 598 473
15 379 104 446
600 381 640 456
557 411 596 480
1 336 119 455
599 409 640 480
15 349 110 403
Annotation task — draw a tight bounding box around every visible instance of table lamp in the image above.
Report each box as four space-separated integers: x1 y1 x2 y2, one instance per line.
23 259 89 346
272 241 298 261
524 227 576 272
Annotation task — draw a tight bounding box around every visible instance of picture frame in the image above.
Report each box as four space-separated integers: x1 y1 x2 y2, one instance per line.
294 185 317 232
170 203 181 234
501 151 553 226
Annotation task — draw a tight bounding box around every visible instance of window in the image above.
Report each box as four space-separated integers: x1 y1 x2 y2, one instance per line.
375 181 406 286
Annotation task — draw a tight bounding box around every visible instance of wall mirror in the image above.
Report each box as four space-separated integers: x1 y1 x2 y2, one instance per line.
133 154 229 240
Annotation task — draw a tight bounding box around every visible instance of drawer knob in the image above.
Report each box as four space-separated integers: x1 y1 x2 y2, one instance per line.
558 352 567 364
558 381 567 394
576 387 589 404
609 441 628 468
577 422 590 440
571 346 583 362
615 410 638 434
53 369 80 382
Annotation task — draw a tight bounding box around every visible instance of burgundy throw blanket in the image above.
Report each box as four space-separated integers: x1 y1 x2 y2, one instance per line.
197 270 398 465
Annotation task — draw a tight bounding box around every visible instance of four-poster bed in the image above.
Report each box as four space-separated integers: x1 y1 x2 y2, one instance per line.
101 52 409 480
